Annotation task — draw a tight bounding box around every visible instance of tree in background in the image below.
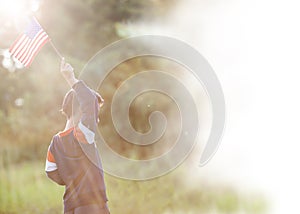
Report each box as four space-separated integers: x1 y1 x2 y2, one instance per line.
0 0 178 163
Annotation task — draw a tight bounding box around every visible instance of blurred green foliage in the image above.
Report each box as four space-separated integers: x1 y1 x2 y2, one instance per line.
0 0 267 213
0 0 178 163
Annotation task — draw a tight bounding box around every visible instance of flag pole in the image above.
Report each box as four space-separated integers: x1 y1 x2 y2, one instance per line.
32 15 63 60
49 40 64 59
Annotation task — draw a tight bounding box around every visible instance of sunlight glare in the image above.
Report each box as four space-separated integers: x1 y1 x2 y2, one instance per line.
0 0 27 18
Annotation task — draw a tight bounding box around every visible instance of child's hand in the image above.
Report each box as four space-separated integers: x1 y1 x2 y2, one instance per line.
60 58 78 87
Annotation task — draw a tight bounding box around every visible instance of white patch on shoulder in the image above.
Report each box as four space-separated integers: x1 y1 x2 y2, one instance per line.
78 121 95 144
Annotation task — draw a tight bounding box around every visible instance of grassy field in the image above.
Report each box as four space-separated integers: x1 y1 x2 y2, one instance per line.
0 162 64 214
0 161 266 214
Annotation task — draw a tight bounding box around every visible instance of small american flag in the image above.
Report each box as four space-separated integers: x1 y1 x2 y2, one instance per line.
9 17 50 68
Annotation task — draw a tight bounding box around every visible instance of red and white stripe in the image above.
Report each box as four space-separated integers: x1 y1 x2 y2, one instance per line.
9 29 49 67
45 147 57 172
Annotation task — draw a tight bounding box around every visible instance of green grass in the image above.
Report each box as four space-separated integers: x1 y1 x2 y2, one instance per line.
0 161 267 214
0 162 64 214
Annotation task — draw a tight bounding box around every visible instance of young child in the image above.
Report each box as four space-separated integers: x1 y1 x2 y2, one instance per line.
45 59 109 214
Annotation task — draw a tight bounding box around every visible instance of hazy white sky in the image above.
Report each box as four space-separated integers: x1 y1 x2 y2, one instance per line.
164 0 300 213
